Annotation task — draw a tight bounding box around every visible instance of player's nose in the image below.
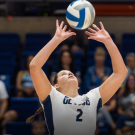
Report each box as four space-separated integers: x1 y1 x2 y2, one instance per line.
68 72 73 76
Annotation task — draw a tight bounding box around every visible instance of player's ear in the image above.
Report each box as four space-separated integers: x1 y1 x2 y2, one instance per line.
78 87 80 90
54 84 60 89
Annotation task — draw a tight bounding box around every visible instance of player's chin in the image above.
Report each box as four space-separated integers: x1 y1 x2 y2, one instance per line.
68 78 78 82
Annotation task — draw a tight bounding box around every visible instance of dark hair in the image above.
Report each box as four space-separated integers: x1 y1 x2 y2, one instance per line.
123 74 135 97
53 74 58 85
58 50 74 72
24 55 34 70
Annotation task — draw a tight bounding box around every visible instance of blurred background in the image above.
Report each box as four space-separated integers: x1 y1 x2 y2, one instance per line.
0 0 135 135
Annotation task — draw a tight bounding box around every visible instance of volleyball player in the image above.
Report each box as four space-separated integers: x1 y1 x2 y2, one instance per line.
27 20 127 135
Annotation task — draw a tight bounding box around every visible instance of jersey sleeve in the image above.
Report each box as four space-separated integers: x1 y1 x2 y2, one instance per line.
86 87 102 112
49 85 59 99
40 85 59 107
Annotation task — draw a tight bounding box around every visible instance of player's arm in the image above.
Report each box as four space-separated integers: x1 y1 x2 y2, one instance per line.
85 22 127 105
29 20 76 102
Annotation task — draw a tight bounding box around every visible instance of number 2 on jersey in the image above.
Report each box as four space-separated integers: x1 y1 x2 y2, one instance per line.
76 109 83 122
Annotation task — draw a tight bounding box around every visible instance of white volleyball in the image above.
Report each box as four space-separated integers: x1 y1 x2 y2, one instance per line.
66 0 95 30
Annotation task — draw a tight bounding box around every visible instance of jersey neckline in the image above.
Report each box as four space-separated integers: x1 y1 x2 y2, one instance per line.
58 90 81 99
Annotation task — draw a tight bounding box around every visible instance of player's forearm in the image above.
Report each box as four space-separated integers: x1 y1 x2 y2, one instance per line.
30 36 62 68
103 38 127 76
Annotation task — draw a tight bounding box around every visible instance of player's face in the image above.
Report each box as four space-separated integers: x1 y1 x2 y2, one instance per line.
57 70 78 87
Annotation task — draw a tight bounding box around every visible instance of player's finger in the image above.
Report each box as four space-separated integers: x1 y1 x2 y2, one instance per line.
87 28 96 33
85 31 95 36
70 32 76 36
60 21 64 29
88 36 95 40
56 20 59 28
63 25 67 31
68 29 71 32
92 24 100 31
99 22 105 30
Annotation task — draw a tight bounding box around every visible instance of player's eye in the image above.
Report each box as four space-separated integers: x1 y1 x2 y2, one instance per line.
62 73 66 76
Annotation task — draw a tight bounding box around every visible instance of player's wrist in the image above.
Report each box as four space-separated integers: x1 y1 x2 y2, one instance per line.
102 36 113 44
53 35 64 43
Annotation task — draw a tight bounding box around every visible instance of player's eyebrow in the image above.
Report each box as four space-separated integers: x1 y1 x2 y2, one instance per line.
58 71 66 76
58 71 74 76
61 71 67 75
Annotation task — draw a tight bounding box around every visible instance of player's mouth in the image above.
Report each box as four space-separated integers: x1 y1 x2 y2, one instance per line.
68 75 74 79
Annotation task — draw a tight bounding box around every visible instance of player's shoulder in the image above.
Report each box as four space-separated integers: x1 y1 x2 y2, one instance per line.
85 87 101 101
86 87 100 96
49 85 64 99
40 85 61 106
50 85 60 94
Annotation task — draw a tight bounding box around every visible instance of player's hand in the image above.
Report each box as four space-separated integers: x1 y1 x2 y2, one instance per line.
54 20 76 41
85 22 112 43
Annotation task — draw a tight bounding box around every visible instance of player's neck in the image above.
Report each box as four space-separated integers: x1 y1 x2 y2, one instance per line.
63 91 79 98
62 87 79 98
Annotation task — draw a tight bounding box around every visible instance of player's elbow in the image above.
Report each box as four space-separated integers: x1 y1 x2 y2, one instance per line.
118 68 128 79
29 62 38 70
114 68 128 80
125 68 128 75
122 68 128 77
